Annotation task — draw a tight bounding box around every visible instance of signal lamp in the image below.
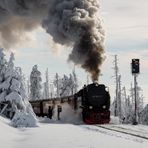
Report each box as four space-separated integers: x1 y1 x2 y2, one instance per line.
131 59 140 74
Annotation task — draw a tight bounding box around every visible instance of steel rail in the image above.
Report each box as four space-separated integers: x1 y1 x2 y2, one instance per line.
96 125 148 140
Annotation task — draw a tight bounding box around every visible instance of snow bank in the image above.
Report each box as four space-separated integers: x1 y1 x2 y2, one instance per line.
0 116 20 148
110 116 120 124
11 110 38 127
5 89 38 127
10 100 38 128
1 115 148 148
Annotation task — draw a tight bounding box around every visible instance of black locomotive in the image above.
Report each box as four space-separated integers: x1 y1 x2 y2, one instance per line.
74 82 110 124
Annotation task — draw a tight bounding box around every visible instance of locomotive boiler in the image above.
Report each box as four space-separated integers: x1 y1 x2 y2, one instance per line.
74 82 110 124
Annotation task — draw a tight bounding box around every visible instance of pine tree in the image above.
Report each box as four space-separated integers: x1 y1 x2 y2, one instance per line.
69 74 75 95
54 73 60 98
43 68 49 99
0 51 37 127
139 104 148 125
30 65 42 100
53 73 78 97
60 74 71 96
0 48 7 84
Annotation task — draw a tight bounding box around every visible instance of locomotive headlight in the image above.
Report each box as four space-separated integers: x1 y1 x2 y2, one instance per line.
103 105 106 109
89 106 93 109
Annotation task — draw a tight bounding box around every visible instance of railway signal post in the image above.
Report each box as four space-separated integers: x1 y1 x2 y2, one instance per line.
131 59 140 125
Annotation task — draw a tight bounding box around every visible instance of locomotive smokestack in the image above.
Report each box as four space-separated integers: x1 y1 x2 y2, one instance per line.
0 0 105 81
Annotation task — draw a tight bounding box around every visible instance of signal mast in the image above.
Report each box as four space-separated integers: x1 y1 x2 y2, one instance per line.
131 59 140 125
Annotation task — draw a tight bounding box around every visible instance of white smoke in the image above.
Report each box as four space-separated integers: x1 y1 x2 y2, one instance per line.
51 103 82 124
0 0 105 81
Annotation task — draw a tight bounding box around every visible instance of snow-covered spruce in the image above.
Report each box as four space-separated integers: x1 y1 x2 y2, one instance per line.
0 48 37 127
30 65 42 100
139 104 148 125
53 72 78 98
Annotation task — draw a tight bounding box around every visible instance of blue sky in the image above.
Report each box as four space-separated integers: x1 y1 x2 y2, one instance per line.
5 0 148 103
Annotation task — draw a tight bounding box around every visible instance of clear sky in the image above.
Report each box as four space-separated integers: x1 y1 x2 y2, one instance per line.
5 0 148 104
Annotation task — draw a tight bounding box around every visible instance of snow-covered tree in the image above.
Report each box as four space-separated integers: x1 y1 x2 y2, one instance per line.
139 104 148 125
72 69 78 94
0 51 15 101
49 82 54 98
60 74 71 97
26 78 30 99
0 50 37 127
127 85 144 123
54 73 60 97
0 48 7 84
30 65 42 100
137 86 144 114
53 73 78 97
43 68 49 99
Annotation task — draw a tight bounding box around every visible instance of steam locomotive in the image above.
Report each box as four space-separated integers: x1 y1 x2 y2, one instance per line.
74 82 110 124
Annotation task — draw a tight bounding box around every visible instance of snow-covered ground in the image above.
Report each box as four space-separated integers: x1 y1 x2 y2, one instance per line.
1 116 148 148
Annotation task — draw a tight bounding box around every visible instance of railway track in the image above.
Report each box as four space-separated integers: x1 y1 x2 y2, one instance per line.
96 124 148 140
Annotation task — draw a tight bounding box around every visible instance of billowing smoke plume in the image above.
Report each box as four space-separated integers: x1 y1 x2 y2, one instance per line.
43 0 105 81
0 0 105 81
0 0 50 48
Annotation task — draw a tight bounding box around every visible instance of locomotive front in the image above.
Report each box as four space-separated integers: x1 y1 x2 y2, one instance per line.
75 82 110 124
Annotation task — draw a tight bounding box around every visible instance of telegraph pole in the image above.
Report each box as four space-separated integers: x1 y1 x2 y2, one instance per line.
113 55 119 116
